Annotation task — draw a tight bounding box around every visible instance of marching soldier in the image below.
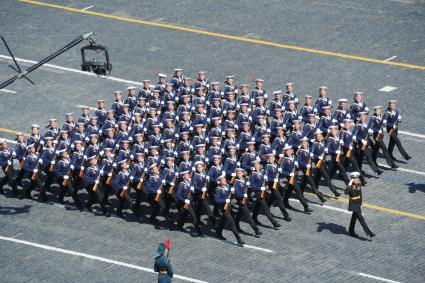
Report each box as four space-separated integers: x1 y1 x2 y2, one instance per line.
55 149 82 209
214 175 245 246
345 172 375 239
0 140 20 196
385 100 411 161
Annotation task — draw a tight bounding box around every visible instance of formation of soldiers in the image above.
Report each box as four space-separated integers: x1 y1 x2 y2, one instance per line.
0 69 411 245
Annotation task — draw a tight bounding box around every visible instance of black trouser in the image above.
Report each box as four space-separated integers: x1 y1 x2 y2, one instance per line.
101 176 113 204
0 166 19 194
133 181 149 209
349 209 372 236
313 161 338 194
23 171 45 200
329 155 350 185
115 188 134 214
42 165 55 191
252 192 278 227
235 198 259 233
282 178 309 209
266 182 289 218
300 169 324 201
85 183 104 209
372 134 395 167
387 128 409 159
177 200 201 230
216 204 241 241
355 146 380 173
194 194 214 222
72 170 83 193
148 193 167 222
57 176 80 206
15 166 25 185
164 185 178 215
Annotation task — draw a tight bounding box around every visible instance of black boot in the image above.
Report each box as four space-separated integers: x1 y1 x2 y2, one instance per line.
216 232 226 240
304 207 313 214
237 237 245 246
254 229 262 238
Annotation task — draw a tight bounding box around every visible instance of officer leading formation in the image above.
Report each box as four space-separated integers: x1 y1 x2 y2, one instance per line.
0 70 412 245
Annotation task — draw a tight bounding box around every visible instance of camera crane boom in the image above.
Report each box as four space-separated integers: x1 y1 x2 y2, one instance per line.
0 31 112 90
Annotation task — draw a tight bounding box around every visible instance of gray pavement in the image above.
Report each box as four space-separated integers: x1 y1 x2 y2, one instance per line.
1 0 425 282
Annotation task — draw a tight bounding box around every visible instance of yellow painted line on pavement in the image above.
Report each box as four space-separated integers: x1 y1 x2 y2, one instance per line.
307 192 425 221
0 127 30 137
18 0 425 71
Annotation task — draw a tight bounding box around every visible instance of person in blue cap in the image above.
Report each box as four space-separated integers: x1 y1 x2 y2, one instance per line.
154 242 173 282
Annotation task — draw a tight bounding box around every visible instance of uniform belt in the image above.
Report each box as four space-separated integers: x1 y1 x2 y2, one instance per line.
350 196 361 200
159 269 168 275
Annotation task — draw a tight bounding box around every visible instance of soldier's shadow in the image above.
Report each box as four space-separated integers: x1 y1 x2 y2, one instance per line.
316 222 369 241
0 204 31 215
407 183 425 194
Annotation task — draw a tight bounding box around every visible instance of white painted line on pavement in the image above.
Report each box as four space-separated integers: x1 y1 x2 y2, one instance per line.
378 163 425 176
76 104 98 111
0 138 17 144
398 131 425 139
0 54 145 86
0 235 208 283
288 198 352 214
383 56 397 62
358 272 401 283
205 236 274 253
81 5 93 11
379 86 397 92
0 88 17 94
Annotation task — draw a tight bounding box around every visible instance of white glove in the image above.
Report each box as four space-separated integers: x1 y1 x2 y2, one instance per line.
95 180 99 184
115 144 119 148
274 178 279 183
231 187 235 193
100 150 104 156
352 136 357 141
339 140 344 145
113 163 117 167
310 153 314 157
64 175 69 180
307 164 311 168
278 168 282 173
231 172 236 177
289 172 294 177
332 119 337 123
383 120 387 124
70 165 75 170
80 166 85 170
225 198 230 204
170 182 175 186
361 139 367 145
83 155 88 160
100 169 104 175
156 189 161 194
40 140 45 145
7 161 12 165
294 161 299 167
190 186 195 192
184 199 190 204
368 129 373 134
38 159 43 164
298 116 302 120
130 154 134 160
365 107 369 112
85 137 89 142
51 160 55 165
123 186 128 191
349 146 353 150
261 186 266 191
12 151 16 157
324 148 329 153
108 172 112 177
161 180 166 184
33 169 38 173
378 130 382 134
53 140 58 145
243 193 248 198
130 176 134 180
246 181 251 186
336 150 341 155
398 115 402 121
319 156 323 160
202 187 207 192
